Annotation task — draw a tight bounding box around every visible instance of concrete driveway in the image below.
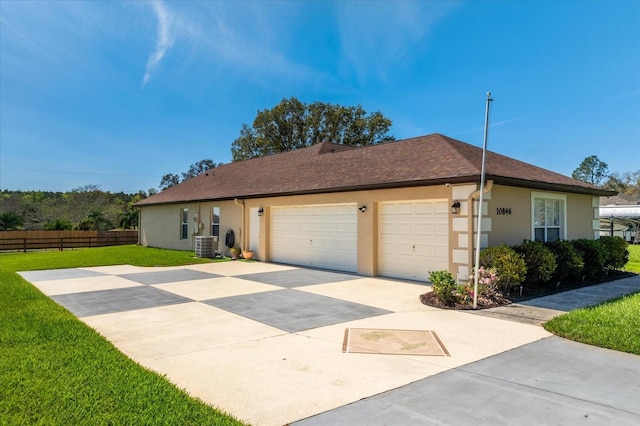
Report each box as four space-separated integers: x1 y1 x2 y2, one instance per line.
20 263 639 426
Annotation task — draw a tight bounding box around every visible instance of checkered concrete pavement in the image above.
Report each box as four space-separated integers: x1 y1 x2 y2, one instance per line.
20 261 562 425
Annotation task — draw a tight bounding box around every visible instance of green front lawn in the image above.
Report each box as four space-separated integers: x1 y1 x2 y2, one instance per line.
543 244 640 354
0 244 218 272
0 246 242 425
544 292 640 355
625 244 640 273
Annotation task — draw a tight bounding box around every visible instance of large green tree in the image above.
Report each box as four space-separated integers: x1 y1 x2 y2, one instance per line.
571 155 609 186
181 159 220 180
231 97 395 161
159 174 181 191
159 159 220 191
0 211 23 230
603 170 640 198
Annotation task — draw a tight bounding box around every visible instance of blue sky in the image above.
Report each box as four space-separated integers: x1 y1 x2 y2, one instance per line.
1 0 638 194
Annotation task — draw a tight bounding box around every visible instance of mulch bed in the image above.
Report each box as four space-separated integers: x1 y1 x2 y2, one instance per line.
420 271 636 310
419 291 511 310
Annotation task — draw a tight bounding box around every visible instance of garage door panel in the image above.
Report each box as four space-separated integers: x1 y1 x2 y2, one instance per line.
414 244 433 256
414 223 434 235
415 203 434 214
335 239 353 250
392 223 413 234
434 202 449 214
435 221 448 235
434 244 449 258
320 240 333 249
379 200 449 282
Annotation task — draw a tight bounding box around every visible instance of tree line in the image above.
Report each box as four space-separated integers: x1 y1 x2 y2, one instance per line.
0 185 145 231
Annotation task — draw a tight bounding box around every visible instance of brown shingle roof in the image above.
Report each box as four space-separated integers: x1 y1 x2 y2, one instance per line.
136 133 613 206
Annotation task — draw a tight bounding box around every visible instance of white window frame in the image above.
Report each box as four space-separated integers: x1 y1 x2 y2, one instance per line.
211 206 220 238
180 208 189 240
531 191 567 242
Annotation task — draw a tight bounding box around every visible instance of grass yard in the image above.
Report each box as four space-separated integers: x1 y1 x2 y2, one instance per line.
625 244 640 273
0 245 243 425
544 292 640 355
543 244 640 355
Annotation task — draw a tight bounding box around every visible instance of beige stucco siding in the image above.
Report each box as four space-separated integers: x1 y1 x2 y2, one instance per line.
488 186 532 246
139 201 242 252
488 185 597 246
240 185 450 277
138 182 599 279
566 193 600 240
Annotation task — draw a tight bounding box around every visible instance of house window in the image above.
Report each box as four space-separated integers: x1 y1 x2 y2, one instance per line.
531 192 566 242
180 208 189 240
211 206 220 238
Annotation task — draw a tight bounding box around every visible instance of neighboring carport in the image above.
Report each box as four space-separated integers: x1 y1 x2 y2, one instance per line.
599 204 640 243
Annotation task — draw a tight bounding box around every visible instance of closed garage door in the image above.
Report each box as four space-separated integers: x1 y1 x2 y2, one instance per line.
271 204 357 273
379 200 449 281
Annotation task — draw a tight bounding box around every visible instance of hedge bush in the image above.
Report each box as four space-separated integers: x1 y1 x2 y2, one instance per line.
572 239 607 279
513 240 557 289
426 238 630 306
598 236 629 271
545 240 584 283
479 245 526 292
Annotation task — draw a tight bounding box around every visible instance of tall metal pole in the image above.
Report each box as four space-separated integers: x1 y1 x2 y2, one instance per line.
473 92 493 309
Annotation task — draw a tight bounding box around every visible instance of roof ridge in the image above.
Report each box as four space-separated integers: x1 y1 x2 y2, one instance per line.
434 134 483 173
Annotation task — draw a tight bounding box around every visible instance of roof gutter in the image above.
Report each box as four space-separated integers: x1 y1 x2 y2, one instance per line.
488 176 615 197
134 175 615 208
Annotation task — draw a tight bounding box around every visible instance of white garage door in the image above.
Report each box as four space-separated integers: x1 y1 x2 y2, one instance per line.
271 204 358 273
379 200 449 281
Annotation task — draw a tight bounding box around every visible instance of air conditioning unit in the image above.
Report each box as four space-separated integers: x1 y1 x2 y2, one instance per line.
195 236 215 258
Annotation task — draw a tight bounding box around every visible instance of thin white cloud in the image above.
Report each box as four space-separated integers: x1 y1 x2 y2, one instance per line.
607 89 640 101
451 114 542 136
335 1 459 86
163 2 326 89
142 1 174 87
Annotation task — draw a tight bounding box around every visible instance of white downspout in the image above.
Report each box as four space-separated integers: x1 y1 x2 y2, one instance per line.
234 198 245 249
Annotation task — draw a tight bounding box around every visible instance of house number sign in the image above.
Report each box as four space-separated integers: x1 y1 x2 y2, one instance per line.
496 207 512 215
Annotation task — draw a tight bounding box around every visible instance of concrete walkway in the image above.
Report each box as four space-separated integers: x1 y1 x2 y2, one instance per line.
474 274 640 325
19 265 640 426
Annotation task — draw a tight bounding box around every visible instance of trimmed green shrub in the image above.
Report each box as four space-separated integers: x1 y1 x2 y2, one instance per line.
598 236 629 271
0 211 23 230
572 239 606 279
513 240 557 288
44 219 73 230
479 245 526 292
428 270 458 306
545 240 584 283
